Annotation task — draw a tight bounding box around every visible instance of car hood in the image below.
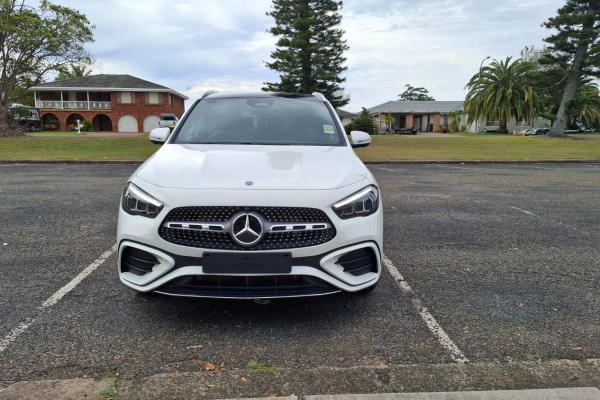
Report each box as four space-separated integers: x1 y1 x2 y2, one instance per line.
135 144 368 190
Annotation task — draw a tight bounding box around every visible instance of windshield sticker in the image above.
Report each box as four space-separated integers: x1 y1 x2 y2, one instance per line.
323 125 335 134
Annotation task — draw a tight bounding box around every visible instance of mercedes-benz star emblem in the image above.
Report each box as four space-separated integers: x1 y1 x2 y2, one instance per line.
231 212 264 246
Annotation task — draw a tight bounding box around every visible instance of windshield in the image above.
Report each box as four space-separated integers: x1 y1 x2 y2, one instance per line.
172 96 345 146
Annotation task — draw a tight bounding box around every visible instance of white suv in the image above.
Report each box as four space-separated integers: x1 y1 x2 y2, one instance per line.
118 92 383 299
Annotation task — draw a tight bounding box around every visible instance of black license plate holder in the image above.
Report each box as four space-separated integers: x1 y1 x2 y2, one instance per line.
202 252 292 274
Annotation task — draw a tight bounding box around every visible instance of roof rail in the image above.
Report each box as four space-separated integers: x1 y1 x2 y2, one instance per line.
311 92 326 101
201 90 218 100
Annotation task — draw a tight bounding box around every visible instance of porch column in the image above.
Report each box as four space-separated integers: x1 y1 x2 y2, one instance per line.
406 114 414 129
433 114 441 132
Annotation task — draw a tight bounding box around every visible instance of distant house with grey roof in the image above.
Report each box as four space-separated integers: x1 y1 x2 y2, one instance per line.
369 100 553 134
29 74 188 132
368 100 463 133
335 108 357 127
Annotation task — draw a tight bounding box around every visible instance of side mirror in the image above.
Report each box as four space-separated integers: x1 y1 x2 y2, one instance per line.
350 130 371 148
149 127 171 145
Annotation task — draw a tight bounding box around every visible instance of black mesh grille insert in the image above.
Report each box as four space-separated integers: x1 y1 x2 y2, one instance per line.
121 247 159 276
155 274 339 298
337 247 378 276
159 206 336 250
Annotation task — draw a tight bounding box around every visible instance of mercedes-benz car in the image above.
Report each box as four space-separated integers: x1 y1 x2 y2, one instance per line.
118 91 383 299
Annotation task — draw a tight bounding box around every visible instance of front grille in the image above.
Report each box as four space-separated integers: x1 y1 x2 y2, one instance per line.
154 274 340 298
159 206 336 250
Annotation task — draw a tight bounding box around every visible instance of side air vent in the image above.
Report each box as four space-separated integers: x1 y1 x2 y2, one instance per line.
121 247 159 276
337 247 378 276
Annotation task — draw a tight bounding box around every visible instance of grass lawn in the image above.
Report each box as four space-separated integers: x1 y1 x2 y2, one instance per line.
354 133 600 162
0 131 598 162
0 133 158 161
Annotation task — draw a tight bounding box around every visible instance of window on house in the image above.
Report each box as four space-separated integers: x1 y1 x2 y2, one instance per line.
117 92 135 104
145 92 162 104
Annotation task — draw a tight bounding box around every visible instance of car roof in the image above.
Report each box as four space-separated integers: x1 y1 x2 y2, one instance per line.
201 91 322 101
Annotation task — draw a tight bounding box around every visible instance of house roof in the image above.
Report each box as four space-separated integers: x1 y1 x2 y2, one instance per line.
369 100 463 114
29 74 189 99
335 108 357 118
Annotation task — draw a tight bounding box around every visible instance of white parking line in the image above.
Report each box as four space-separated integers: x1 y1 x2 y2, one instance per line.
382 254 470 364
509 206 591 237
0 245 116 354
510 206 536 216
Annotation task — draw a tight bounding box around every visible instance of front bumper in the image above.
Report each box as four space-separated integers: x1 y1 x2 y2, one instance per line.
118 240 381 299
117 180 383 299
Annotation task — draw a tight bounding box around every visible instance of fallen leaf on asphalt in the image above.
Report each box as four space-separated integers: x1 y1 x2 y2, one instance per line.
204 363 216 371
573 347 584 351
241 377 248 382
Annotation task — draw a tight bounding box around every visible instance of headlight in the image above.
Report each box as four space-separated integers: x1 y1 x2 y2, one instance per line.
332 186 379 219
121 183 164 218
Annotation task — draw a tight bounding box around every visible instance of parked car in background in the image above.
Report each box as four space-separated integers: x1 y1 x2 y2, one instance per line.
393 126 417 135
565 122 593 133
159 113 179 129
119 91 383 300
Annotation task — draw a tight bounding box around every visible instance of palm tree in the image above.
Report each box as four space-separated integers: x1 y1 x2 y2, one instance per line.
567 84 600 129
55 64 93 81
464 57 539 133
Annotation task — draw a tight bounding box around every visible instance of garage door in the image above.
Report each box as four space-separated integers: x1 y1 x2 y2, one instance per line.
143 115 160 132
118 115 138 132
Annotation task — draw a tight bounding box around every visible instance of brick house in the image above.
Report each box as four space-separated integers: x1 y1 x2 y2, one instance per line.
29 74 188 132
368 100 463 133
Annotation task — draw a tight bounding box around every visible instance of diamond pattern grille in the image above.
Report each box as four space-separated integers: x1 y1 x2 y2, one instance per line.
159 206 336 250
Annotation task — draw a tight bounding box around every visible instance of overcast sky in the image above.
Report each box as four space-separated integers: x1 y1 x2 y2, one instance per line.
53 0 565 112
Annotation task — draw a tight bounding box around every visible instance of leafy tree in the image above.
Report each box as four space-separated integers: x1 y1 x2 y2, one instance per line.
263 0 350 108
448 109 462 132
55 63 94 81
520 45 566 124
464 57 540 133
383 114 395 133
398 84 435 101
344 108 376 135
542 0 600 137
0 0 94 130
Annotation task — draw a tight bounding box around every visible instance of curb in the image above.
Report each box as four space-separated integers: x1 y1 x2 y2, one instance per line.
1 159 599 165
2 359 599 400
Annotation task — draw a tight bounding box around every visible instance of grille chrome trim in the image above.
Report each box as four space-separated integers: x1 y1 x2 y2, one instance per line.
159 206 336 250
164 222 225 231
163 221 331 233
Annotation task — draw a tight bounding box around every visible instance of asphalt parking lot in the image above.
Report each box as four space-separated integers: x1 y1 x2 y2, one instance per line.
0 163 598 399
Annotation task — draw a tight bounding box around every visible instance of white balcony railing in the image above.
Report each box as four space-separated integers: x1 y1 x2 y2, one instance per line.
36 100 111 110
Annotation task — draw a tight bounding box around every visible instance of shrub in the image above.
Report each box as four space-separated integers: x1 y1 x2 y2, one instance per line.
81 119 92 132
345 108 377 135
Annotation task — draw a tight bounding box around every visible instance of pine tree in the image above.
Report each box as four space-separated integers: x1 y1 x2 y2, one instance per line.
543 0 600 137
263 0 350 108
398 84 435 101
